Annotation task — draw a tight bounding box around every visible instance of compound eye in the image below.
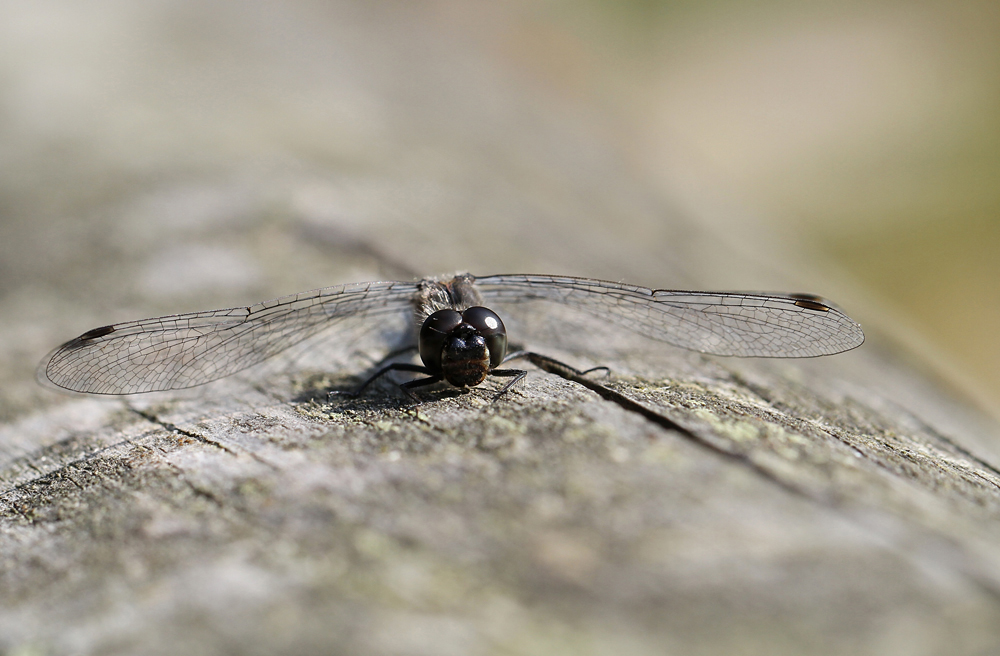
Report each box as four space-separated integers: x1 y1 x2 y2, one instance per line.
462 307 507 368
424 309 464 334
419 309 464 372
462 307 504 336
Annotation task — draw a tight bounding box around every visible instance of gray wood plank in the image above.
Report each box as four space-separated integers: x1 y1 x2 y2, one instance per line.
2 3 999 655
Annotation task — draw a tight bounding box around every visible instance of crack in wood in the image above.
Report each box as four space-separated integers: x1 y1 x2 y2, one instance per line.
530 353 1000 604
525 353 816 499
129 407 238 456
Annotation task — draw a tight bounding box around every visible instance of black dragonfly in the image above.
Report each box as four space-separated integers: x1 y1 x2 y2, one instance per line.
38 273 864 399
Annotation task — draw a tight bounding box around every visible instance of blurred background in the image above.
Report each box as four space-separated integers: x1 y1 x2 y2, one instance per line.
1 0 998 415
554 0 1000 416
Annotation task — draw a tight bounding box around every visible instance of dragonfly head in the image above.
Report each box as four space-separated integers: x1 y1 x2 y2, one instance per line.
419 307 508 387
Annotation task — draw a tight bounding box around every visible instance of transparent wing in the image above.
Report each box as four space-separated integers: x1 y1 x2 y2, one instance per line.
474 274 864 358
40 280 421 395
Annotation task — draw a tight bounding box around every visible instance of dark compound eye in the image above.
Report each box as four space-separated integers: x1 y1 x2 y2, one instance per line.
462 306 507 368
419 309 464 372
462 307 503 335
424 309 464 333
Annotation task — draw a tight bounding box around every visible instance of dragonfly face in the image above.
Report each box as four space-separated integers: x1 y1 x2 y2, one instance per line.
418 306 508 387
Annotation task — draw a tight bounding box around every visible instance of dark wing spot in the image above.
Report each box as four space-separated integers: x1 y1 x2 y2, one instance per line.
790 295 830 312
79 324 116 340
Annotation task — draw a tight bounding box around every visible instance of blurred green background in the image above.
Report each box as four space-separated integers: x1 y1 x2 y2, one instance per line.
525 0 1000 413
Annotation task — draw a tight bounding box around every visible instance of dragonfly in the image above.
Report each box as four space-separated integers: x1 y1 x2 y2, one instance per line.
38 273 864 398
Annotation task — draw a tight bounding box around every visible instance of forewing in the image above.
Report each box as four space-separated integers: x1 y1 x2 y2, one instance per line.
474 274 864 357
40 280 420 394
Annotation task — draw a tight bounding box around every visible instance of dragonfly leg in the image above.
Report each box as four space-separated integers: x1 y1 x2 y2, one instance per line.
488 368 527 401
331 362 434 399
399 374 445 402
500 349 529 364
502 351 610 379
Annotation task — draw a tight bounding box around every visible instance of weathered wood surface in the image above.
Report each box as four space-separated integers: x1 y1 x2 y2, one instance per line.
3 3 1000 655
